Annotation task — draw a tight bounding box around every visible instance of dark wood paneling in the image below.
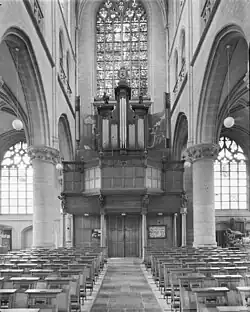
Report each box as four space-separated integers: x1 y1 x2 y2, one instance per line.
147 216 173 249
105 196 141 213
75 216 100 248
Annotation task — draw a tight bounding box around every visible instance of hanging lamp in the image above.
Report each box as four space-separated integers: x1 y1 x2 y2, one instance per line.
223 45 234 129
12 47 23 131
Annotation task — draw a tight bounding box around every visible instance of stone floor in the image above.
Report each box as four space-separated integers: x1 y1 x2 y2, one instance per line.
89 258 166 312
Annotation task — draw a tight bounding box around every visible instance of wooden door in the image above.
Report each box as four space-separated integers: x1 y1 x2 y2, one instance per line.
107 215 140 257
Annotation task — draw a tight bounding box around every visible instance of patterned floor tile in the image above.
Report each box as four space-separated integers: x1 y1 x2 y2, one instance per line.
90 258 163 312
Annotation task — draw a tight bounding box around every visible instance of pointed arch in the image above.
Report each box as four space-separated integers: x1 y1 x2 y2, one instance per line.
58 114 74 160
172 112 188 160
196 24 247 144
1 27 50 146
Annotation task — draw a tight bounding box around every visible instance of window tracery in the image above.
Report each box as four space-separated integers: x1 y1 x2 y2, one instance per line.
214 136 247 210
0 142 33 214
96 0 148 98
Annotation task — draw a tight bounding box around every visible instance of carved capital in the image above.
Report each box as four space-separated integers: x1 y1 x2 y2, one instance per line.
142 194 149 208
58 194 67 214
98 194 105 207
28 145 60 165
185 143 219 163
180 207 187 215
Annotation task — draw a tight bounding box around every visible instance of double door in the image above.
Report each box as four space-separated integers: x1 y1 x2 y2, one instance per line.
107 215 140 257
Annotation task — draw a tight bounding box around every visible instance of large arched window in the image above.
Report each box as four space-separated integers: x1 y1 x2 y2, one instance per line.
96 0 148 98
214 136 248 210
0 142 33 214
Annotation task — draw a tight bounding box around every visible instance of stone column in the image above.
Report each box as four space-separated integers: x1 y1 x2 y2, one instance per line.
28 146 60 248
142 195 149 260
100 211 106 247
99 195 106 248
186 143 220 248
65 214 72 247
173 213 178 247
180 207 187 247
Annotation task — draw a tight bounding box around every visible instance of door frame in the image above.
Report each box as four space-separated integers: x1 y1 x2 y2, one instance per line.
107 214 141 257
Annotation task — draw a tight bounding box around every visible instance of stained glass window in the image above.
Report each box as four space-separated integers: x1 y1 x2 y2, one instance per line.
96 0 148 98
0 142 33 214
214 137 248 210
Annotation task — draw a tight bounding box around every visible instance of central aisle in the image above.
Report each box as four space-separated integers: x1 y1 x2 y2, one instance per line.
90 258 163 312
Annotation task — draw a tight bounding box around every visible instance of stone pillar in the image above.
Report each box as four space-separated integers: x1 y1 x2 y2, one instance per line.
141 211 147 261
100 211 106 248
65 214 72 247
28 146 60 248
142 195 149 260
99 195 106 248
180 207 187 247
186 143 220 248
173 213 178 247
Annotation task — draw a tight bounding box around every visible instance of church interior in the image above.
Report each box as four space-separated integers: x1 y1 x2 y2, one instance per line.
0 0 249 310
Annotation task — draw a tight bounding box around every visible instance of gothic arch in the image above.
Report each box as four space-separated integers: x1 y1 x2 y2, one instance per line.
196 24 248 144
77 0 167 111
172 112 188 160
1 27 50 146
0 129 26 162
58 114 74 160
77 0 167 26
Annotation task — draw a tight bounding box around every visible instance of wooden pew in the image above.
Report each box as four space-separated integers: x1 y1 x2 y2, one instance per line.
25 288 62 312
193 287 230 312
0 289 17 309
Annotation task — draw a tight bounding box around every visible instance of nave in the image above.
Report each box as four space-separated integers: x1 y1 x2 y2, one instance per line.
1 244 250 311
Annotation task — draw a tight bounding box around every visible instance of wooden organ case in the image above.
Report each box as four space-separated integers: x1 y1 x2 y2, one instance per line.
93 66 151 154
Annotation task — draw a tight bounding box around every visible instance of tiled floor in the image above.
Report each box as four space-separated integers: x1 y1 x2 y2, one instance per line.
90 258 164 312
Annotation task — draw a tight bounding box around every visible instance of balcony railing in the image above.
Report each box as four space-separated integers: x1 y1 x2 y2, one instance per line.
173 61 186 95
59 62 72 97
201 0 218 32
32 0 44 32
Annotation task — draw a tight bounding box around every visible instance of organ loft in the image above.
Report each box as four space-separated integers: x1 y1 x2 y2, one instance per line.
61 66 187 258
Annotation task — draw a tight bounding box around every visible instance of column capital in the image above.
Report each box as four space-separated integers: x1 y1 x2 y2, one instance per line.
185 143 219 163
28 145 60 165
98 194 105 208
180 207 187 215
142 194 150 209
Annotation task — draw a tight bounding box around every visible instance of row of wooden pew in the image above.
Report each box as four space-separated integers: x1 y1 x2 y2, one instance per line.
0 245 107 311
144 246 250 312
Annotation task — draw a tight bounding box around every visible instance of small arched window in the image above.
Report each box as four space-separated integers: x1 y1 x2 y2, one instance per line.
180 31 185 66
59 31 64 70
214 136 248 210
174 50 179 83
0 142 33 214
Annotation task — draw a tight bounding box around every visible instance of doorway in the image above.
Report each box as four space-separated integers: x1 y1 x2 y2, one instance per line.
107 214 140 257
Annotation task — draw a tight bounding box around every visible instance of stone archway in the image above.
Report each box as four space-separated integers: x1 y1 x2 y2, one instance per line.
21 225 33 249
1 27 50 146
196 24 248 144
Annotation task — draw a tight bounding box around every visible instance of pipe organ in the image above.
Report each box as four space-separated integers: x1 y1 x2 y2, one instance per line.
94 66 151 152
